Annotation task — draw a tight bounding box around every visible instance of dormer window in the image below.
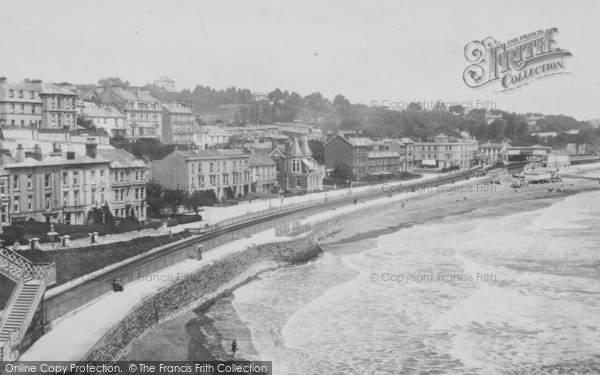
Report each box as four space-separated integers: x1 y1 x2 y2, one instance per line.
18 90 23 98
30 91 34 99
8 90 13 98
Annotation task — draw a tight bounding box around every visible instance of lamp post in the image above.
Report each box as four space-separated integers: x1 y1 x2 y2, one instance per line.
47 223 59 250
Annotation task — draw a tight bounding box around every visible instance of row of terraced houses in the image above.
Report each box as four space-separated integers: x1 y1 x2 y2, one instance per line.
0 142 148 227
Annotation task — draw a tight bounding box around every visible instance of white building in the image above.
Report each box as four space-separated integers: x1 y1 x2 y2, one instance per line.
79 101 127 137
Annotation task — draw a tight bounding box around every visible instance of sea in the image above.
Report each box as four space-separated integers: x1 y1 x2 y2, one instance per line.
230 186 600 374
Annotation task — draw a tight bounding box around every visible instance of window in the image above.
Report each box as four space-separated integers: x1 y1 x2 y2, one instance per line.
26 174 32 190
191 164 196 175
0 179 5 195
56 97 61 109
10 104 14 113
209 163 214 173
73 191 79 205
1 206 7 224
63 192 68 206
223 174 229 185
13 176 19 191
296 178 301 188
135 188 139 200
52 114 56 127
20 104 24 113
31 105 35 114
30 91 34 99
27 196 32 211
13 198 19 213
73 171 79 186
18 90 23 99
8 89 14 98
62 171 68 187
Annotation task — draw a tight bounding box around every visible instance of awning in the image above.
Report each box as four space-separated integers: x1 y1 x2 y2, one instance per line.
422 159 437 166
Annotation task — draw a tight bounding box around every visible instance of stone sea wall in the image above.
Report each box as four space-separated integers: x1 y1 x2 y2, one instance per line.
83 234 322 361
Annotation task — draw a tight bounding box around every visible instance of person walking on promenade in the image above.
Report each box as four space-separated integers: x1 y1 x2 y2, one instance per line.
231 340 238 357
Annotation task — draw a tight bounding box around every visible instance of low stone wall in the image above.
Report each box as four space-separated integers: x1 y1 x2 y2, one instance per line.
83 234 322 361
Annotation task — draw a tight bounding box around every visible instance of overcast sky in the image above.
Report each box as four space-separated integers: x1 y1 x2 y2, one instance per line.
1 0 599 120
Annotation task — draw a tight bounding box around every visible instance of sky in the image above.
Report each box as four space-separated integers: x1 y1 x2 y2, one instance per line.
1 0 599 120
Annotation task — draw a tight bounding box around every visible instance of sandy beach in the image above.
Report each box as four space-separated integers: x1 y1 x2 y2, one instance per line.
120 168 600 363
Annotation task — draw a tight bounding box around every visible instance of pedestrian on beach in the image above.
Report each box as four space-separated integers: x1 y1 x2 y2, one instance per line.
232 340 237 357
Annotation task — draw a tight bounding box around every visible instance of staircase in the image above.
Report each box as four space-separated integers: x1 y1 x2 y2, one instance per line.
0 247 55 361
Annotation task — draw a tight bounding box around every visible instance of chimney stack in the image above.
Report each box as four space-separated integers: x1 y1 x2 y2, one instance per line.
0 77 6 85
85 143 97 159
25 144 43 161
15 144 24 162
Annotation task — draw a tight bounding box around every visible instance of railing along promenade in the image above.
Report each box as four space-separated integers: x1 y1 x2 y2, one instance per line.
40 167 482 328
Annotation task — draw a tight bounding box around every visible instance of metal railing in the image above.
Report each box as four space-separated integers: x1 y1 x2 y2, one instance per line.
41 167 483 325
203 167 483 233
0 247 56 286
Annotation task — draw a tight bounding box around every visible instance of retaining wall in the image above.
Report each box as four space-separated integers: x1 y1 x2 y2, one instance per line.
82 235 321 361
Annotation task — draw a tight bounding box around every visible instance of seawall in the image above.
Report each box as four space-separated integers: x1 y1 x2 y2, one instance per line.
83 234 322 361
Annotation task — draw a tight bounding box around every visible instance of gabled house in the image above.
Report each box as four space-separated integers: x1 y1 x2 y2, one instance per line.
269 137 323 192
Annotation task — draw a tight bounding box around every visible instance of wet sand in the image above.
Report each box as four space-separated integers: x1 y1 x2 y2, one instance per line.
120 172 600 362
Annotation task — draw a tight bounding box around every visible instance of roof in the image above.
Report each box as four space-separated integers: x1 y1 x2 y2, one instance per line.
100 87 161 111
4 152 110 168
96 148 146 168
81 101 125 118
290 137 303 156
249 152 276 167
367 151 400 158
164 106 194 115
0 80 76 103
201 126 228 135
347 137 374 147
480 143 505 149
170 148 249 160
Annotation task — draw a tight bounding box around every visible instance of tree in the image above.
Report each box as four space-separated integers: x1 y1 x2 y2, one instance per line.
449 104 465 116
188 191 217 214
77 114 96 130
97 77 130 88
330 161 354 181
308 140 325 164
163 190 187 213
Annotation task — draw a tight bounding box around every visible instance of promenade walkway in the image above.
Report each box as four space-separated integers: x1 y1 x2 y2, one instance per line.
19 175 480 361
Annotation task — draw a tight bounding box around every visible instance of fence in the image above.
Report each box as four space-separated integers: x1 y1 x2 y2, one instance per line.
36 167 483 334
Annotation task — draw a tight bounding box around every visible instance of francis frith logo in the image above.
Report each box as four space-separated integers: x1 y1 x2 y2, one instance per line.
463 28 572 92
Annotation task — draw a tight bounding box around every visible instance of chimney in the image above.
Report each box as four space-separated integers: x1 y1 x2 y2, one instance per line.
24 78 30 83
25 144 43 161
85 143 97 159
31 79 43 91
0 77 6 84
67 151 76 160
15 144 24 162
49 142 62 157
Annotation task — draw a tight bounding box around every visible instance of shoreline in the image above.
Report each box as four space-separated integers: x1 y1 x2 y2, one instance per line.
121 171 600 362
